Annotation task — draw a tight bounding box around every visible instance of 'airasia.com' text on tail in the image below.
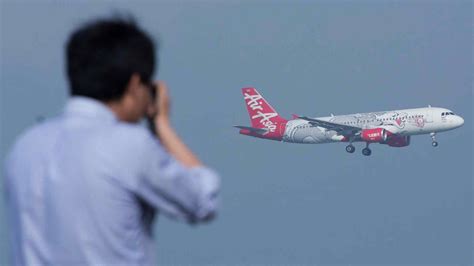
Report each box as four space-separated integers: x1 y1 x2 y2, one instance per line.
235 88 288 141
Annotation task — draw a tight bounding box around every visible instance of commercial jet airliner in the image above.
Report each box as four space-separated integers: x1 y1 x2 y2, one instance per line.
234 88 464 156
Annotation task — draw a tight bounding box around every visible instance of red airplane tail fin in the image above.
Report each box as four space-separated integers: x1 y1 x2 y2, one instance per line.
239 88 287 140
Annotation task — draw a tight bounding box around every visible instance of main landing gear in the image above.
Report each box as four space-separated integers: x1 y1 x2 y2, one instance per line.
362 143 372 156
346 142 372 156
430 132 438 147
345 143 372 156
345 144 355 153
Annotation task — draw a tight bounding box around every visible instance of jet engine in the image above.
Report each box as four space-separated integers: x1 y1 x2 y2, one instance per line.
360 128 388 143
386 135 411 147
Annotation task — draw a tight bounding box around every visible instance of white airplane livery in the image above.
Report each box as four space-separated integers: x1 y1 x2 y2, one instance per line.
235 88 464 156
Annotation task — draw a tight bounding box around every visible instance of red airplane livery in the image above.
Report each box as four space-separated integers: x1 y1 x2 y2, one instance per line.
235 88 464 156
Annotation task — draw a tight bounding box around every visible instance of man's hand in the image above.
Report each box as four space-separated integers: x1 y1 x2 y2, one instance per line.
146 81 202 168
147 81 170 123
155 81 171 123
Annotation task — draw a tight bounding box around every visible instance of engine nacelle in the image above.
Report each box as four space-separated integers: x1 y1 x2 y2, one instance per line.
360 128 388 143
386 135 410 147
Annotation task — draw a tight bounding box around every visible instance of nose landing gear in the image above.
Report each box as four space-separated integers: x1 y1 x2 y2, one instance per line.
430 132 438 147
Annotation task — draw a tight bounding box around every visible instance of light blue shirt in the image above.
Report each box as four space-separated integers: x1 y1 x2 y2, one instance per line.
4 97 220 266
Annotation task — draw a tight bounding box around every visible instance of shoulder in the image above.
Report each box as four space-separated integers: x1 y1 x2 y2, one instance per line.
5 117 62 174
107 122 157 149
91 122 166 188
8 118 61 154
111 122 151 139
88 121 164 167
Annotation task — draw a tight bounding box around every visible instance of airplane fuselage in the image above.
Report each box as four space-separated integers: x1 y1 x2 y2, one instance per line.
283 107 464 144
236 88 464 155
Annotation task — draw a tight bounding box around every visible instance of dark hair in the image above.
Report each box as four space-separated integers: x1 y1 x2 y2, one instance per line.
66 16 156 101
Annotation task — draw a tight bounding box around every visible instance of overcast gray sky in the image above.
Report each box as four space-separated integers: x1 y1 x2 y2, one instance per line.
1 1 472 265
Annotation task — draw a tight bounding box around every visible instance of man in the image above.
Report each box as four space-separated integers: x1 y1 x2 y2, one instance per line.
4 16 220 265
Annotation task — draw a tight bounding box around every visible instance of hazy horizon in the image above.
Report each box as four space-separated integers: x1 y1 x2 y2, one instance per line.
1 1 472 265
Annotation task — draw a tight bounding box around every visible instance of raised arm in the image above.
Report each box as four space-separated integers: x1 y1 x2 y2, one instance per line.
148 81 201 167
140 81 219 223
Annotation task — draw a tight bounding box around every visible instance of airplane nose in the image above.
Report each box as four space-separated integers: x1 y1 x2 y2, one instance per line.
455 116 464 127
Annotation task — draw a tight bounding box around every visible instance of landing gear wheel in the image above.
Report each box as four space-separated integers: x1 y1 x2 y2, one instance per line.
362 148 372 156
430 132 438 147
346 145 355 153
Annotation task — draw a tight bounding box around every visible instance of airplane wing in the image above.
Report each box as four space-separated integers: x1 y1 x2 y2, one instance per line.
233 125 269 135
298 116 361 135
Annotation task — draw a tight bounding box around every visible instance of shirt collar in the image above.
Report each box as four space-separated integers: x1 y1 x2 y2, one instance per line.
64 96 117 122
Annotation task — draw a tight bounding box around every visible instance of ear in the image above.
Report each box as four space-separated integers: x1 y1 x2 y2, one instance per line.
124 73 142 97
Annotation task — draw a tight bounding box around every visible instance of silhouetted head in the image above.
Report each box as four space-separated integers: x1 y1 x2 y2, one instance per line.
66 15 157 122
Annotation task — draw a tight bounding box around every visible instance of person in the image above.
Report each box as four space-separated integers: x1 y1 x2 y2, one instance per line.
3 16 220 265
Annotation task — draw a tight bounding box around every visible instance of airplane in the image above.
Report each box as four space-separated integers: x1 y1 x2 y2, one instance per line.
234 88 464 156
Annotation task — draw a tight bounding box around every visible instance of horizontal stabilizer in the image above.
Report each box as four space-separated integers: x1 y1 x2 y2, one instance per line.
233 125 269 135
